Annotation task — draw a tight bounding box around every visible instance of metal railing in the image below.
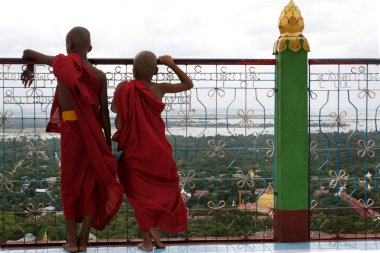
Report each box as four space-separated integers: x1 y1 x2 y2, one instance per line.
2 57 379 246
308 59 380 240
0 58 276 245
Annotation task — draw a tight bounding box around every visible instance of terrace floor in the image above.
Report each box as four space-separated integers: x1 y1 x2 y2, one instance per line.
2 240 380 253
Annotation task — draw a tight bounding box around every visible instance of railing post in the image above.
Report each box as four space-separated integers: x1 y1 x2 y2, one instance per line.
273 0 310 242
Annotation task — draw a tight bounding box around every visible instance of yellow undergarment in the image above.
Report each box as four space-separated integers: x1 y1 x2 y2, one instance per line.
62 110 78 122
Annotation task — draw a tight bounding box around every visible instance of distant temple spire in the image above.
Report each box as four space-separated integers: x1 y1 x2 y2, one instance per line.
42 229 48 242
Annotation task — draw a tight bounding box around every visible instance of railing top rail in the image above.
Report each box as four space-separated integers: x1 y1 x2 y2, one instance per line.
0 58 276 65
3 58 380 65
309 58 380 65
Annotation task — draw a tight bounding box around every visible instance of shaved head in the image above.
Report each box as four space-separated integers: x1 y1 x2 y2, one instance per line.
133 51 157 80
66 26 92 54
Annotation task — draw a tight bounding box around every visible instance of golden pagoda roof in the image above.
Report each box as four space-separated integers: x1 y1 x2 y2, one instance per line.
257 182 274 210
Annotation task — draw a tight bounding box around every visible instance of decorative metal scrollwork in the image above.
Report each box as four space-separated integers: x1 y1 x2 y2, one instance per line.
179 170 196 189
207 200 225 216
0 110 13 128
207 139 226 158
237 109 255 128
357 140 375 158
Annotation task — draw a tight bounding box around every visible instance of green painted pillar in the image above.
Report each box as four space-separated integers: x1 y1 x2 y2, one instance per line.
273 0 310 242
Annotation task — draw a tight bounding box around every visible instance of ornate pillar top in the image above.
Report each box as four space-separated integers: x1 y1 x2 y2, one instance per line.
273 0 310 54
278 0 304 35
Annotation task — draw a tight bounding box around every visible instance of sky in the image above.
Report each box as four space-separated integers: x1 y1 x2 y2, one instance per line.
0 0 379 59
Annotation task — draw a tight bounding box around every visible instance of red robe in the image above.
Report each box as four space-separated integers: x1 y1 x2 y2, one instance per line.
47 53 124 230
113 80 187 233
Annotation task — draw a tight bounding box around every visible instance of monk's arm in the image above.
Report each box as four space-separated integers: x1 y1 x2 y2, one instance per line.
110 100 117 113
111 82 125 130
114 115 124 130
23 49 54 66
158 55 193 93
21 50 54 87
110 81 127 113
110 101 124 130
99 75 112 148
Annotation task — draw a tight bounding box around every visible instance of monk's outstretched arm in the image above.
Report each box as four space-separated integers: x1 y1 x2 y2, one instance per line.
23 49 54 66
158 55 193 93
99 75 112 148
21 49 54 87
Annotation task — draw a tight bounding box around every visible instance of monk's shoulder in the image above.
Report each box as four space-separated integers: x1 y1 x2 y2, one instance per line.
115 80 130 92
151 82 165 99
89 66 107 85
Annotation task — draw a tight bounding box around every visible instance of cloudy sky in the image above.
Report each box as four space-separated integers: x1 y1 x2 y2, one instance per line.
1 0 379 59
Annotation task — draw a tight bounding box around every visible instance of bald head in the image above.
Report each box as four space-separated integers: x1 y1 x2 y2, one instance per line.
66 26 92 54
133 51 157 81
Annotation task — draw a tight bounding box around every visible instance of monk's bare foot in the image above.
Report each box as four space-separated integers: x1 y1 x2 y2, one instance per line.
78 245 87 252
149 227 166 249
137 242 153 251
63 243 78 252
153 241 166 249
78 237 87 252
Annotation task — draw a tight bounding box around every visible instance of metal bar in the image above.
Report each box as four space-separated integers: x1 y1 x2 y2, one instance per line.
309 59 380 65
0 58 276 65
6 57 380 66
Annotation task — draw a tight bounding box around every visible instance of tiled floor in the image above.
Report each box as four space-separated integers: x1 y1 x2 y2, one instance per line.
1 241 380 253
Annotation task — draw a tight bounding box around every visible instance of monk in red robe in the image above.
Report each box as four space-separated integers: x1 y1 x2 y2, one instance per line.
112 51 193 251
21 27 124 252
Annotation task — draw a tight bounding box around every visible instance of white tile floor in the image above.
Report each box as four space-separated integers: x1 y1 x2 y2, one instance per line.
1 241 380 253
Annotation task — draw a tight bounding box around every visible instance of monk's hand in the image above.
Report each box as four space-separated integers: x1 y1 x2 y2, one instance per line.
21 64 35 87
159 55 175 66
